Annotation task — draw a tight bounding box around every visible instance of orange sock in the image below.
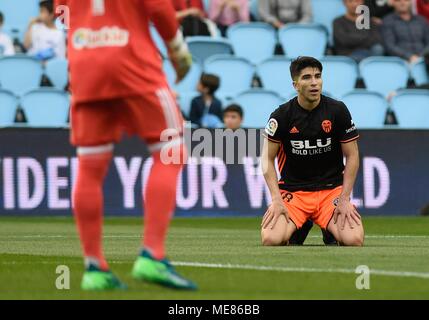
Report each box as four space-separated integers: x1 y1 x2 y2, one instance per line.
143 147 185 260
73 152 112 271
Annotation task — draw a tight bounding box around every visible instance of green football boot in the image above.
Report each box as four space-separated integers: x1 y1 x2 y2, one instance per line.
132 250 197 291
81 265 127 291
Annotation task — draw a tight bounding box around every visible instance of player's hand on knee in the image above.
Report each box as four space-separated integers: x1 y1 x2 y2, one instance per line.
334 199 361 230
167 30 192 83
261 199 289 229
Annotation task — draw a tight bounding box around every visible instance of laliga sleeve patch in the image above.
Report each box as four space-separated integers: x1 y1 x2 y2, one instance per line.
265 119 278 137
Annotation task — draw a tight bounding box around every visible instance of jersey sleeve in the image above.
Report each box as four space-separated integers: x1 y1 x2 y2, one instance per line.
263 109 285 144
336 103 359 143
142 0 179 42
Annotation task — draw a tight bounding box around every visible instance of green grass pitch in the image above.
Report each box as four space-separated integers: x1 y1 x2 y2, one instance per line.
0 216 428 300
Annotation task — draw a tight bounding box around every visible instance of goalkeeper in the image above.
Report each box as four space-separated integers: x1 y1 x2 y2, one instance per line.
56 0 195 290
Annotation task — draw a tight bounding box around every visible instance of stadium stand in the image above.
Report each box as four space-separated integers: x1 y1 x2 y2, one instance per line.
0 0 39 43
311 0 345 44
342 90 388 129
320 56 359 98
234 89 284 128
0 55 43 96
177 90 200 119
163 58 202 92
20 88 70 127
391 90 429 129
257 57 294 98
204 54 255 99
187 36 233 63
45 58 68 90
278 23 328 59
359 57 410 97
410 60 429 86
226 22 277 65
0 89 17 127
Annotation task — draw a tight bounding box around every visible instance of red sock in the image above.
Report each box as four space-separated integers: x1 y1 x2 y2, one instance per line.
143 147 185 260
73 152 112 271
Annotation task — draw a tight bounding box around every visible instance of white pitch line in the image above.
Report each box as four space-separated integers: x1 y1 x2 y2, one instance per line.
1 234 429 239
171 261 429 280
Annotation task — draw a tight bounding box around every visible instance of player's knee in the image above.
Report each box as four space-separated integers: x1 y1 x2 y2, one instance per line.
261 230 285 246
341 233 364 247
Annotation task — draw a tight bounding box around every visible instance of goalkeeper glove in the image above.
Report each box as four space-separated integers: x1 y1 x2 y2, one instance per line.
167 30 192 83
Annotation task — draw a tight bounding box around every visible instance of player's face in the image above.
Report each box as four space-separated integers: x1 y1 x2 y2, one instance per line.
294 67 323 103
223 112 242 131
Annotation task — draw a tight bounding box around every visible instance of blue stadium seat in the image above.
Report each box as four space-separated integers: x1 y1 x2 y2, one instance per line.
177 90 200 119
342 90 388 129
226 22 277 65
257 57 295 98
187 37 233 64
45 58 69 90
311 0 346 43
0 89 18 127
359 57 409 97
391 90 429 129
410 60 428 86
0 55 43 96
21 89 70 127
278 23 328 59
233 89 284 128
163 59 202 92
0 0 39 42
204 55 255 99
249 0 260 20
150 25 168 58
320 56 358 98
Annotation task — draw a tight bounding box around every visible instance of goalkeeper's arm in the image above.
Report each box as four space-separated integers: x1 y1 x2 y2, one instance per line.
144 0 192 82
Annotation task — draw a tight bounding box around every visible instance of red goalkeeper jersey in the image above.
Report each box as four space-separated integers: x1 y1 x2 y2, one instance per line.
55 0 179 102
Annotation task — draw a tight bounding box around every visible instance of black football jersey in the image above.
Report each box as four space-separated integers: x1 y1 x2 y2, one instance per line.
263 95 359 192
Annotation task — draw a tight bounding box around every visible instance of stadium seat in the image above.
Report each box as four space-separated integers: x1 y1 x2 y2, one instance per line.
257 57 295 98
320 56 358 98
0 55 43 96
187 37 233 64
150 25 168 58
0 89 18 127
177 90 200 119
0 0 39 42
204 55 255 99
311 0 346 43
233 89 284 128
278 23 328 59
410 60 428 86
359 57 409 97
20 89 70 127
391 90 429 129
226 22 277 65
341 90 388 128
249 0 260 20
163 58 202 92
45 58 69 90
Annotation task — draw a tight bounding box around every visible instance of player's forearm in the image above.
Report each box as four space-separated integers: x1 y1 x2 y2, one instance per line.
262 160 282 202
340 153 359 200
145 0 179 42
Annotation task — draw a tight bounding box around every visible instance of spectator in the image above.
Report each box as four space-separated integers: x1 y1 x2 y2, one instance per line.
0 11 15 56
258 0 312 29
416 0 429 22
23 0 65 61
190 73 223 128
208 0 250 37
382 0 429 63
173 0 217 37
223 104 244 130
365 0 394 25
333 0 384 62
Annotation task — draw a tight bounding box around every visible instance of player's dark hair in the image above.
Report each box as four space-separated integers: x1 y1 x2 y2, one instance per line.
223 104 243 119
290 56 323 80
39 0 54 14
200 73 220 96
0 11 4 25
